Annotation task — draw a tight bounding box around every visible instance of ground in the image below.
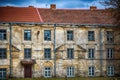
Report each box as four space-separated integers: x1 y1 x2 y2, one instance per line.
9 77 120 80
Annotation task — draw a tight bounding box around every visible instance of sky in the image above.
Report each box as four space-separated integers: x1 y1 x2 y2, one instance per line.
0 0 106 9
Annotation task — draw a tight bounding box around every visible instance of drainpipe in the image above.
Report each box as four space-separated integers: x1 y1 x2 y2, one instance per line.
9 23 13 78
99 27 103 76
53 24 56 77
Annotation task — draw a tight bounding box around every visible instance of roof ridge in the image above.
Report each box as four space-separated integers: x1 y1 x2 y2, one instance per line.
36 8 43 22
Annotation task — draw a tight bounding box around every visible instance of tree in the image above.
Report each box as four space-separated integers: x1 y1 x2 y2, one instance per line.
102 0 120 26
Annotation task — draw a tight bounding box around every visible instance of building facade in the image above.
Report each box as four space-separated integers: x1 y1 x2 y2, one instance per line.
0 4 120 79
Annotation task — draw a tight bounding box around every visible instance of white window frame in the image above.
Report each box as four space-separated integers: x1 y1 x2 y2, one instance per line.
88 66 95 76
66 66 75 77
107 66 114 76
88 48 94 59
107 48 114 59
44 67 51 78
0 68 6 79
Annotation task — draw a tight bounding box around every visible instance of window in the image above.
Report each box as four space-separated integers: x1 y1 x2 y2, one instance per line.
0 30 6 40
88 66 95 76
67 67 74 77
88 31 95 41
67 48 74 59
44 30 51 41
88 48 94 59
107 66 114 76
44 67 51 77
0 48 7 59
106 31 114 42
0 68 6 79
44 48 51 59
67 30 74 40
107 48 114 59
24 48 31 59
24 30 31 40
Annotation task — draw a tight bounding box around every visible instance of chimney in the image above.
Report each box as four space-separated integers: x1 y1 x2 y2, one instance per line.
50 4 56 10
29 6 34 8
90 6 97 10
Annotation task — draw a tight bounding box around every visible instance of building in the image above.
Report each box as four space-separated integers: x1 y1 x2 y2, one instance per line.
0 4 120 79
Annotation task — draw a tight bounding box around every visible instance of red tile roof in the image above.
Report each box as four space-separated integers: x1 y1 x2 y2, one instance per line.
38 8 114 24
0 6 114 24
0 6 41 22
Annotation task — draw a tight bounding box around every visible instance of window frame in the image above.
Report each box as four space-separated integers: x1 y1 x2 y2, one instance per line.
107 66 114 76
24 30 31 41
67 30 74 41
88 31 95 41
66 66 75 77
44 67 51 78
44 48 51 59
67 48 74 59
24 48 31 59
88 48 95 59
0 29 7 40
88 66 95 76
0 68 6 79
0 48 7 59
107 48 114 59
106 31 114 42
44 30 51 41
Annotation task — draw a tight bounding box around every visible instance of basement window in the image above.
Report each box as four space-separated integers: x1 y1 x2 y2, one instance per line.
44 67 51 78
107 66 114 76
0 30 6 40
88 31 95 41
67 67 75 77
88 66 95 76
44 30 51 41
0 68 6 79
67 30 74 41
0 48 7 59
24 30 31 41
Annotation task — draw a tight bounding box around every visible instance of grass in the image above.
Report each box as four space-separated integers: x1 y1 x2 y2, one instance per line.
9 77 119 80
